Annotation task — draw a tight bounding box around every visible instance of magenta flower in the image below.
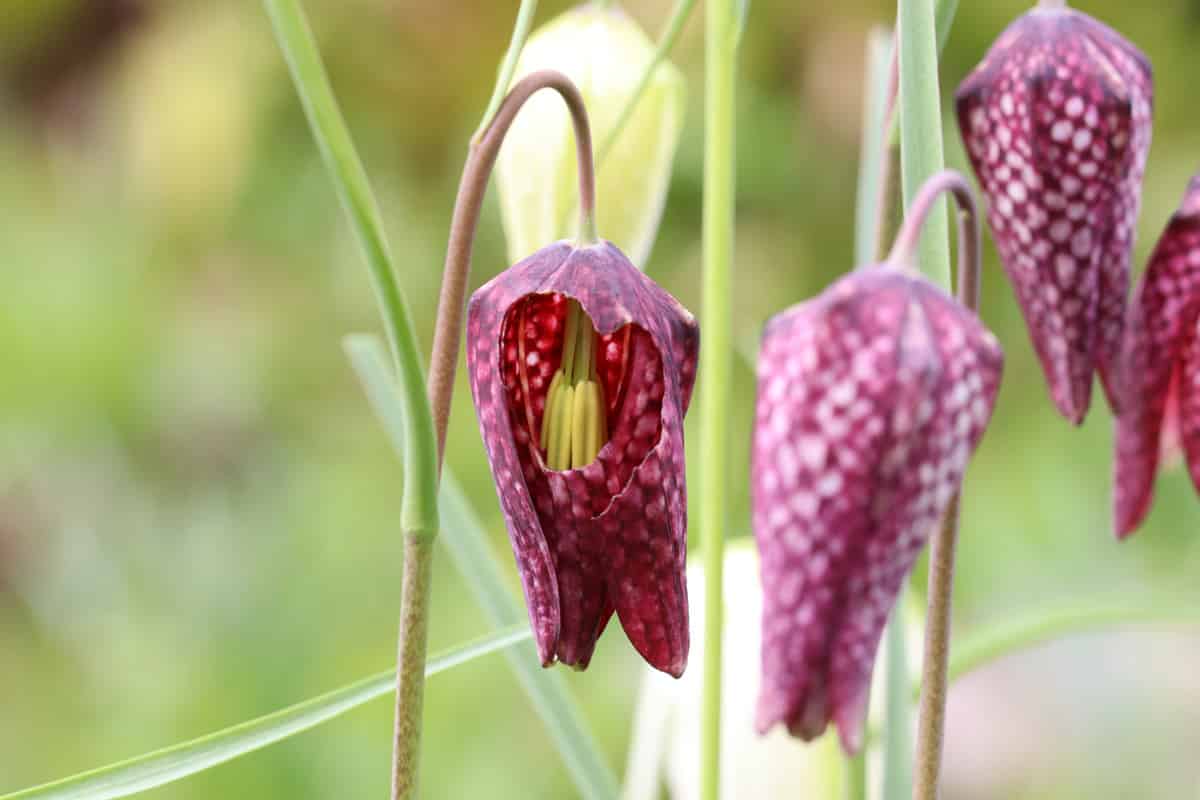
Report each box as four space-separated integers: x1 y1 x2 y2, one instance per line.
466 240 699 676
751 268 1003 752
1113 175 1200 537
956 2 1152 423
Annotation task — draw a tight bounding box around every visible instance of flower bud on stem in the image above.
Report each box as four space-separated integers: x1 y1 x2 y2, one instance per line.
429 70 598 458
391 70 597 800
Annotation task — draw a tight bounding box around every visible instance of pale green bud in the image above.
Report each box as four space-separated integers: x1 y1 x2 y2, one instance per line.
496 4 686 268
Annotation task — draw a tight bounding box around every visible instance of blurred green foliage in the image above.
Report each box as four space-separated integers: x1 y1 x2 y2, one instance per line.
1 0 1198 798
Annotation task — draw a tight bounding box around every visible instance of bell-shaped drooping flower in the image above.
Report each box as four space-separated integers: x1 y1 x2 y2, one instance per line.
496 4 686 268
752 173 1004 752
956 0 1152 424
467 240 699 676
1113 175 1200 537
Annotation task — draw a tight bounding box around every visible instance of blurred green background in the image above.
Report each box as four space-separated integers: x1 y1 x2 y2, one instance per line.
2 0 1199 798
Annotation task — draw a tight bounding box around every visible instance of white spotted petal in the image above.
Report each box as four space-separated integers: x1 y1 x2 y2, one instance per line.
956 4 1152 423
751 269 1003 753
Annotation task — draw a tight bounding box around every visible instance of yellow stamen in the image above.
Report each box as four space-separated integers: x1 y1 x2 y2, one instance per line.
540 298 609 470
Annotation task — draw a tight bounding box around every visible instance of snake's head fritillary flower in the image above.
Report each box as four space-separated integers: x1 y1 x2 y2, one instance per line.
467 240 699 676
1113 175 1200 538
496 4 685 268
752 269 1003 752
956 2 1152 424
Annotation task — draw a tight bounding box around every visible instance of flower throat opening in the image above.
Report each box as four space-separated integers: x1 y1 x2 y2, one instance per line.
541 299 608 469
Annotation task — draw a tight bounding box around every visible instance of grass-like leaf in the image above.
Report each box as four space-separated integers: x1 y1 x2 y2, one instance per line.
855 28 894 267
265 0 438 539
943 596 1200 688
474 0 539 140
346 336 621 800
0 627 531 800
844 27 896 799
897 0 951 289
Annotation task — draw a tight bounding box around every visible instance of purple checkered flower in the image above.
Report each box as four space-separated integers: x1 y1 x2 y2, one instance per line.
752 266 1003 752
466 240 699 676
1114 175 1200 537
956 1 1152 423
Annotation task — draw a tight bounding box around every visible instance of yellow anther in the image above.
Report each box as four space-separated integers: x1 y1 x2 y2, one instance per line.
539 299 609 470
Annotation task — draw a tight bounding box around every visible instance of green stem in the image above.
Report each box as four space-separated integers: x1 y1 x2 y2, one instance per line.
884 0 962 149
596 0 697 164
843 753 868 800
474 0 540 142
699 0 738 797
897 0 951 289
389 537 435 800
848 29 895 800
881 601 912 800
264 7 444 793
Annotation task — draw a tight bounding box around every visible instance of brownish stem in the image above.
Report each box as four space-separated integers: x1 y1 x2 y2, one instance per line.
426 70 596 463
389 71 595 800
912 495 960 800
390 536 434 800
888 169 982 800
886 169 980 298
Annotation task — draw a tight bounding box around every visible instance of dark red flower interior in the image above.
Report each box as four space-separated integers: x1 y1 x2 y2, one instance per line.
496 291 670 668
499 292 664 485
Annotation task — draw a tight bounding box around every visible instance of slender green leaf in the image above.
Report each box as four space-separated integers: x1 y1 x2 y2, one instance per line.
845 30 896 800
597 0 698 163
898 0 951 288
885 0 962 151
861 594 1200 747
881 598 914 800
855 28 894 266
934 0 960 53
265 0 439 539
699 0 740 797
734 0 750 46
345 336 620 800
0 627 530 800
475 0 540 139
943 597 1200 689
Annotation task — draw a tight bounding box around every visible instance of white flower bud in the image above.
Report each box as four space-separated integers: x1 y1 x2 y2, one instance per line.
496 5 685 268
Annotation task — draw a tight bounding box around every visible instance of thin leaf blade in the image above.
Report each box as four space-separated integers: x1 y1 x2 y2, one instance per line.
0 628 530 800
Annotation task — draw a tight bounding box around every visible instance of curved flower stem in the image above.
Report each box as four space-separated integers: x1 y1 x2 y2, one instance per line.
394 70 595 800
428 69 597 460
596 0 697 164
885 169 982 800
473 0 539 142
886 170 981 297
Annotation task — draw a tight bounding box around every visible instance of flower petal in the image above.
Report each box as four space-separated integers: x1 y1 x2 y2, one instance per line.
467 242 575 665
752 270 1002 751
467 240 697 674
956 6 1151 423
1115 178 1200 536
